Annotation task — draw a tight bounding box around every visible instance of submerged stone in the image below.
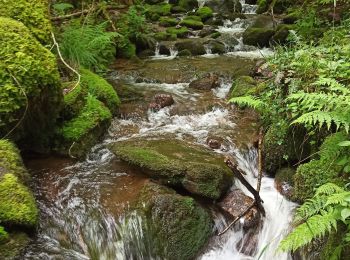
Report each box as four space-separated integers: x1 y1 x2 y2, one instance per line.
110 139 232 199
135 182 213 260
189 73 221 90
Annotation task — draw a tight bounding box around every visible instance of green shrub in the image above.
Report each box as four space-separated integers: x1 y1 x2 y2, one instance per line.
59 21 117 70
0 0 52 43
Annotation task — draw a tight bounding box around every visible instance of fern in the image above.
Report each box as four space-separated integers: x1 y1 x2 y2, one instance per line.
279 183 350 255
59 22 118 70
229 96 266 112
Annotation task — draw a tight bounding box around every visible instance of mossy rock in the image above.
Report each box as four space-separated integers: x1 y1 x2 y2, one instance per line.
174 39 206 55
0 17 62 151
80 69 121 115
154 31 177 41
0 226 9 244
159 17 178 27
243 27 275 47
283 11 300 24
116 39 136 58
0 0 52 43
256 0 292 14
166 26 189 38
135 182 213 260
230 76 258 98
0 231 31 259
271 24 295 44
204 0 242 14
293 160 343 203
210 32 222 39
110 139 232 199
58 95 112 158
178 0 198 11
263 122 310 175
0 140 38 228
115 84 145 103
275 167 295 200
179 18 204 30
196 7 214 21
146 3 172 19
178 49 192 56
171 5 187 13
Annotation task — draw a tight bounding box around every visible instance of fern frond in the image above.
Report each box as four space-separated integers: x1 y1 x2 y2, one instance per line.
316 183 346 196
294 195 327 223
279 211 337 252
229 96 266 112
325 192 350 206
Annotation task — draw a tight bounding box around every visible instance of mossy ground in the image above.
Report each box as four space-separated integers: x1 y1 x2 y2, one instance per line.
135 182 212 260
110 139 232 199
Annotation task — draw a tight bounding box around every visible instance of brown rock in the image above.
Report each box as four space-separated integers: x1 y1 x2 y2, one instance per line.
206 137 221 149
149 94 175 111
189 73 220 90
218 189 260 229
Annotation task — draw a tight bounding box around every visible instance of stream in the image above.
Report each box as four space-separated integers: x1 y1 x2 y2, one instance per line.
22 1 297 259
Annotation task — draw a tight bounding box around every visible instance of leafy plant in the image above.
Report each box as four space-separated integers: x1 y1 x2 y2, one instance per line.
279 183 350 257
59 21 118 70
52 2 74 15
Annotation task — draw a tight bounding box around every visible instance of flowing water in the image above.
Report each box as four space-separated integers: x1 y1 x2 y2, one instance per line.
22 2 297 259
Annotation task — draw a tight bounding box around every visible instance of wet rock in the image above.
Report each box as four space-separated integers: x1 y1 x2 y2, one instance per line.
275 167 295 200
254 61 273 78
243 27 275 47
189 73 220 90
138 49 155 58
159 43 171 55
205 16 224 26
178 0 198 11
218 189 260 229
110 139 232 199
204 39 226 54
149 94 175 111
199 26 217 37
230 76 258 98
175 39 206 55
206 137 222 149
135 182 213 260
271 24 295 45
178 49 192 56
204 0 242 15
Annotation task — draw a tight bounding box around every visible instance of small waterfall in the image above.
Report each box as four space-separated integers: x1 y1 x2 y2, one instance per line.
169 46 178 57
197 0 207 8
154 42 160 57
152 43 178 60
240 0 258 14
201 148 297 260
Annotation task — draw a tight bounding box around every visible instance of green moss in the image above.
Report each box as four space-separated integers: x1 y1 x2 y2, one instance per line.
136 182 212 260
61 94 112 142
0 231 31 259
0 0 52 43
117 39 136 59
146 3 172 18
179 19 204 30
159 17 178 27
0 17 62 146
166 26 189 38
171 5 187 13
80 69 120 115
110 139 232 199
178 0 198 11
0 174 38 227
155 31 177 41
243 27 275 47
230 76 258 98
293 160 342 202
256 0 269 14
275 167 295 186
195 7 214 21
210 32 221 39
0 226 9 244
271 24 295 44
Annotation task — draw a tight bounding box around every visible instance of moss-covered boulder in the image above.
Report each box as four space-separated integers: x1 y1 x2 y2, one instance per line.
263 122 310 175
0 231 31 259
110 139 232 199
271 24 295 44
166 26 189 38
275 167 295 200
0 140 38 228
178 0 198 11
0 0 52 43
135 182 213 260
230 76 258 98
175 39 206 55
204 0 242 14
196 7 214 21
180 16 204 30
159 17 178 27
243 27 275 47
0 17 62 151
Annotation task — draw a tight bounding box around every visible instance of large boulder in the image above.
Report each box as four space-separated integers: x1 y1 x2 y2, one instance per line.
175 39 206 55
204 0 242 15
0 140 38 228
0 17 62 152
135 182 213 260
189 73 221 90
178 0 198 11
243 27 275 47
110 139 232 199
149 94 175 111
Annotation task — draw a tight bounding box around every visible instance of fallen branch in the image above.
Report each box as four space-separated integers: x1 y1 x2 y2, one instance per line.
225 158 265 216
51 32 81 95
51 10 91 21
217 202 256 236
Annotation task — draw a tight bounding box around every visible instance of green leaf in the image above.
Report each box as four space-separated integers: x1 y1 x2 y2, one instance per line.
341 208 350 221
338 141 350 147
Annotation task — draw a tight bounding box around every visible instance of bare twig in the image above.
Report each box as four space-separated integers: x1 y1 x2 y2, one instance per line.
51 10 91 21
217 202 256 236
51 32 81 95
1 73 29 140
